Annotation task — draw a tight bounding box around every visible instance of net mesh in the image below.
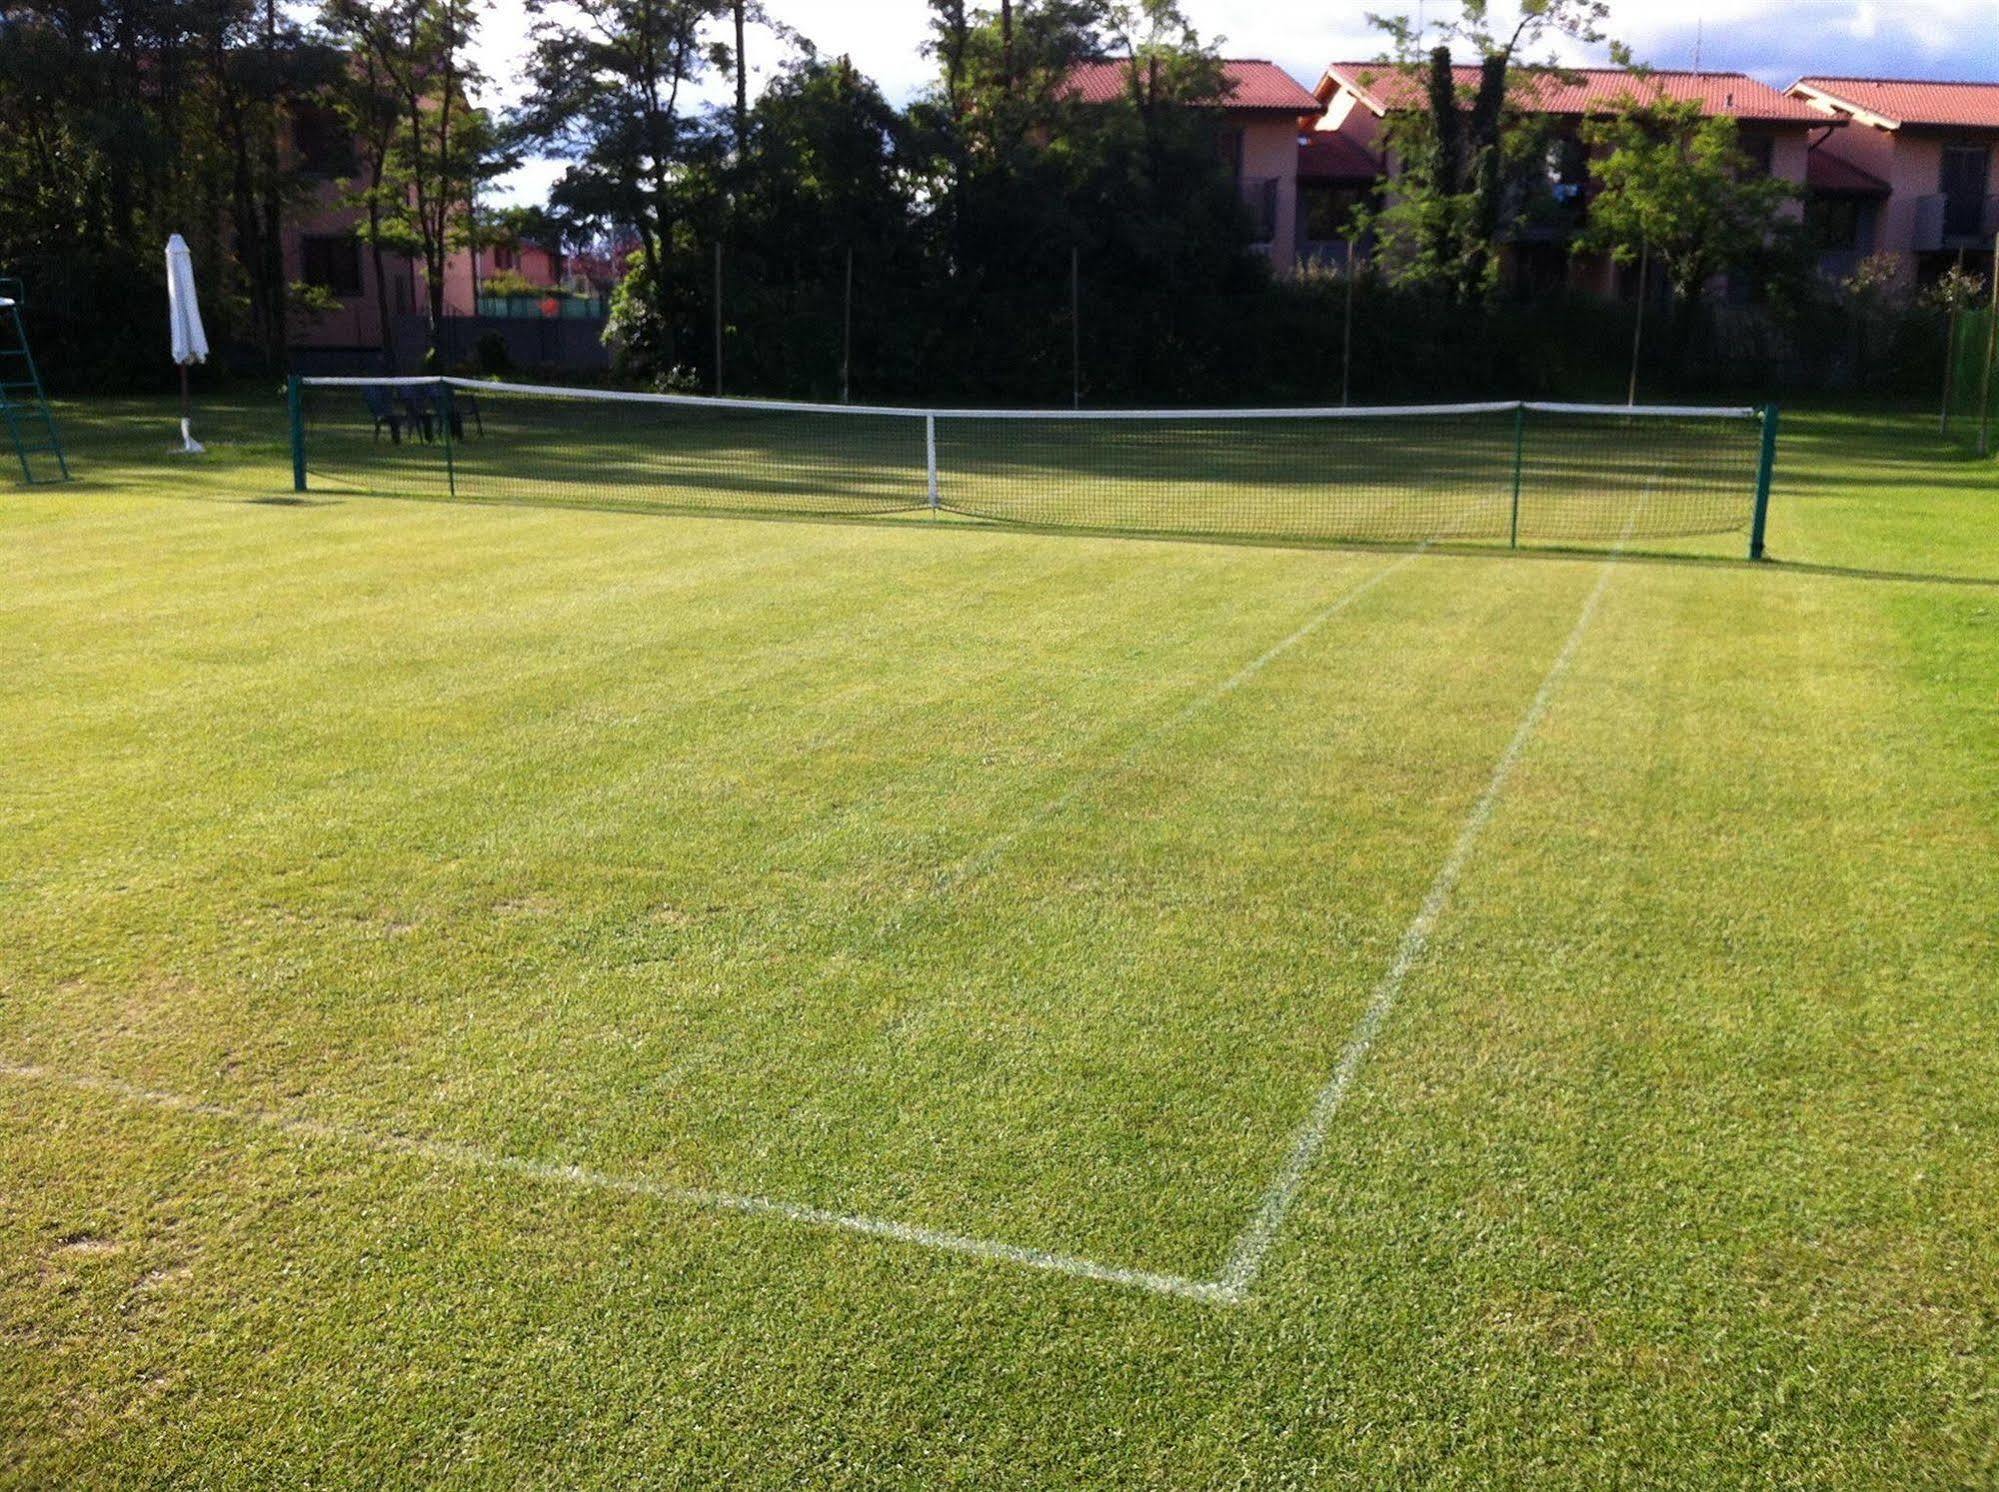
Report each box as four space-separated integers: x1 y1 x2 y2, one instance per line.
298 378 1766 548
301 382 929 517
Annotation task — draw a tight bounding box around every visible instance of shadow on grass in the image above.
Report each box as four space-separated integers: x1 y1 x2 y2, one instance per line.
154 476 1997 588
53 394 1997 588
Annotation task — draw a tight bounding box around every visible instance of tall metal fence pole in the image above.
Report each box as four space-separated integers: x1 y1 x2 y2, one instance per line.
1980 232 1999 459
1341 244 1356 409
1942 307 1959 438
1942 246 1966 436
841 247 854 404
1070 246 1082 411
714 241 725 397
1627 241 1650 408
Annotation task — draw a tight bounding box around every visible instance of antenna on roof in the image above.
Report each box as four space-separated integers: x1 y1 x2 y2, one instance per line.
1693 18 1703 76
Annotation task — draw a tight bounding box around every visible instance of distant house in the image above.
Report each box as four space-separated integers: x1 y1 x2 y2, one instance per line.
1064 58 1325 272
282 100 589 366
1309 64 1829 297
1788 78 1999 285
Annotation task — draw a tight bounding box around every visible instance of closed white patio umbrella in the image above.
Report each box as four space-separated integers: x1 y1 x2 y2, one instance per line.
166 233 208 454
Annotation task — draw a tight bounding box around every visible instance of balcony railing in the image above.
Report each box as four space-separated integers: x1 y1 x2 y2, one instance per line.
473 291 610 319
1913 194 1999 252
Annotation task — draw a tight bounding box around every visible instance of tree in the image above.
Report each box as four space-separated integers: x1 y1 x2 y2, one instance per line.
0 0 330 379
322 0 423 364
1576 100 1797 307
1923 261 1989 431
1360 0 1622 301
513 0 731 373
320 0 505 361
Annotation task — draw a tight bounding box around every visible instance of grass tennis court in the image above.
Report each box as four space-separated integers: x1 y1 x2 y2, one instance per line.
3 396 1996 1486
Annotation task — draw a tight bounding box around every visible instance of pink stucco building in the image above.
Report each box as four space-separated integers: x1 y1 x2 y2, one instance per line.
1789 78 1999 285
282 97 579 361
1309 64 1828 297
1064 58 1325 271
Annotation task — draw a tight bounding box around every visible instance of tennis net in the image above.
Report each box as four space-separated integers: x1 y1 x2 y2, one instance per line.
291 377 1778 555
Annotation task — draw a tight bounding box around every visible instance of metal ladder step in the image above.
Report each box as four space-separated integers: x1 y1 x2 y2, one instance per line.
0 289 72 483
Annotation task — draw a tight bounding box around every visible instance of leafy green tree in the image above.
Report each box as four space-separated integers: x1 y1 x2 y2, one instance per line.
1360 0 1621 301
1575 99 1797 307
389 0 504 354
322 0 424 363
0 0 333 376
513 0 732 372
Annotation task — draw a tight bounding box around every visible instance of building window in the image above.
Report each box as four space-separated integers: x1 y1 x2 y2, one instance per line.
301 235 364 297
1739 134 1775 178
1219 127 1246 179
291 104 357 178
1940 143 1991 196
1301 184 1366 242
1239 177 1279 244
1940 144 1992 239
1806 195 1869 253
1545 134 1588 201
492 244 516 271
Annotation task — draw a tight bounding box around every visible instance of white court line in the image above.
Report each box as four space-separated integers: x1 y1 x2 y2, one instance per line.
0 547 1622 1308
0 1062 1228 1304
1217 546 1627 1295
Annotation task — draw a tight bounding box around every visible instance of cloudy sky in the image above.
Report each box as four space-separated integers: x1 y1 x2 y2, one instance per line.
484 0 1999 202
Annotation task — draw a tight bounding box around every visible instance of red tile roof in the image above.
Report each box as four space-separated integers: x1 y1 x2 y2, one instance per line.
1298 132 1383 183
1806 148 1891 196
1792 78 1999 130
1065 58 1324 115
1323 63 1826 125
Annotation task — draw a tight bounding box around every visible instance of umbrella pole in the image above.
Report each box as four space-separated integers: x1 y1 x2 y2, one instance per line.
179 363 191 450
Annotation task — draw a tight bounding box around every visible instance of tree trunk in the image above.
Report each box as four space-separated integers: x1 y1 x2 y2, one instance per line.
1423 48 1461 278
259 0 288 368
1466 53 1509 296
367 179 395 369
733 0 749 152
1000 0 1013 94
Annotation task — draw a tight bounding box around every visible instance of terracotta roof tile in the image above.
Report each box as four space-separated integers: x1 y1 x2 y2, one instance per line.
1793 78 1999 130
1324 64 1826 125
1066 58 1323 115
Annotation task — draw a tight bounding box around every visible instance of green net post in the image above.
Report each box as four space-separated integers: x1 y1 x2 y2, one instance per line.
1508 403 1526 549
287 375 307 493
440 379 457 498
1750 405 1780 561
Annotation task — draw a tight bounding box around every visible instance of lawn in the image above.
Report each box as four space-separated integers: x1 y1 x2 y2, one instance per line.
2 393 1995 1488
